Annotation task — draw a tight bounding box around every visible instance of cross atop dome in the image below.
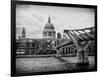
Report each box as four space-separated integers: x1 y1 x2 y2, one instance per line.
48 16 51 23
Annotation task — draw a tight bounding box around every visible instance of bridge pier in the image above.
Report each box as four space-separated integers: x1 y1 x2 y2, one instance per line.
77 50 89 65
65 30 90 65
56 48 61 57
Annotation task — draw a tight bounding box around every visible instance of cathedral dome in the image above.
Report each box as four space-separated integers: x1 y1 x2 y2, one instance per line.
44 16 55 30
43 16 56 39
44 23 55 30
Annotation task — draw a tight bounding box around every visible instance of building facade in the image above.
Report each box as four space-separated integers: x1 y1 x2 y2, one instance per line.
16 38 57 55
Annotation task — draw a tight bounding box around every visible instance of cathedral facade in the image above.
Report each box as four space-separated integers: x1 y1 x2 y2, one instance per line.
16 17 57 55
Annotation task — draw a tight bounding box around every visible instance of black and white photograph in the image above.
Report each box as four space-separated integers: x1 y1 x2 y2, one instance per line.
11 0 97 76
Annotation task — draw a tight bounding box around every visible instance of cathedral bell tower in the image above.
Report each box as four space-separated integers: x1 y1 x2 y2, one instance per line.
21 27 26 39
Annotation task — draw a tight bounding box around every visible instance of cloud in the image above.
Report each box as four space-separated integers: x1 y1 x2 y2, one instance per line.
31 13 44 22
16 4 95 39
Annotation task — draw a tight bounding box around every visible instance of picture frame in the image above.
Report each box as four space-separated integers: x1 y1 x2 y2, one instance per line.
11 0 97 76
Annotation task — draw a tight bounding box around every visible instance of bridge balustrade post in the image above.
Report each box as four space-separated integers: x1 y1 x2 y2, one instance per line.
64 46 66 55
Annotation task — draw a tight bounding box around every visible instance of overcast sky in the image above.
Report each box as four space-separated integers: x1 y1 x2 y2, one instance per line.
16 4 95 39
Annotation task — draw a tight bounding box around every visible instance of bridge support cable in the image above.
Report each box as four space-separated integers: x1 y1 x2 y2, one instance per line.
71 31 84 41
65 30 81 49
77 31 89 41
82 30 94 40
65 31 89 49
70 31 81 42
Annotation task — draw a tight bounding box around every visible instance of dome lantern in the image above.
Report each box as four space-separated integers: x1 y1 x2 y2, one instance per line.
48 16 51 23
44 16 55 30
